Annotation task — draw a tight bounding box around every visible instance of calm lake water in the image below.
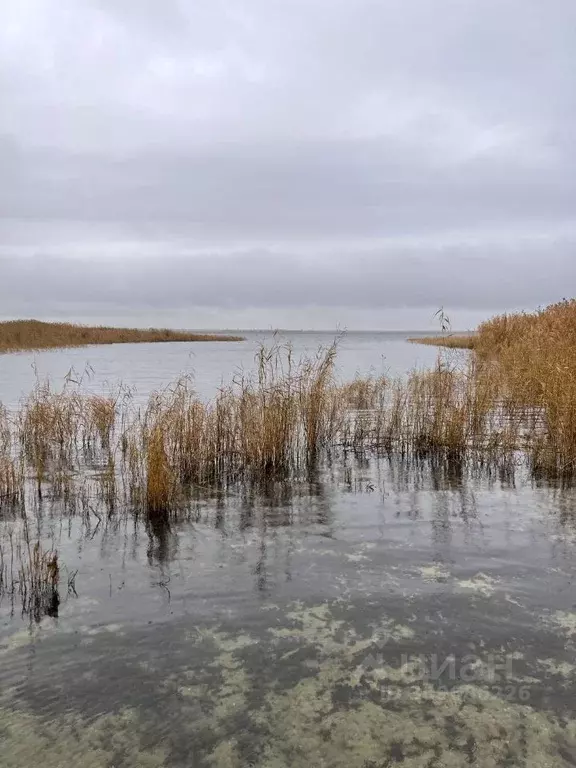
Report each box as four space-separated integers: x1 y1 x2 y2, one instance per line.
1 332 575 767
0 330 445 407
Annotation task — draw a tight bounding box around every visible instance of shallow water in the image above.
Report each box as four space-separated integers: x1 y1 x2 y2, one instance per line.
0 330 444 407
1 334 576 767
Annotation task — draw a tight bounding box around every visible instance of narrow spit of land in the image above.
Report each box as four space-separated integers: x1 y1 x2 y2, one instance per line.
0 319 244 354
408 334 477 349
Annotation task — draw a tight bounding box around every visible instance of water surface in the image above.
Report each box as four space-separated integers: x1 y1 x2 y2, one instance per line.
1 333 575 767
0 330 445 407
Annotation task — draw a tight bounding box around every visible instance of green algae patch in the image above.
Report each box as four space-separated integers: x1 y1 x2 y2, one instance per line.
255 685 572 767
345 552 370 563
417 563 451 582
268 600 415 660
196 602 576 767
0 706 167 768
456 572 498 597
207 740 242 768
209 650 252 721
3 601 576 768
549 611 576 640
210 657 576 768
537 658 576 679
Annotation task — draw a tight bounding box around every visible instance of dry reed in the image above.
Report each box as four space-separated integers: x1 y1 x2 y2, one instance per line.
473 299 576 476
0 528 61 621
0 302 574 519
0 406 24 508
0 319 244 354
410 300 576 476
408 334 477 349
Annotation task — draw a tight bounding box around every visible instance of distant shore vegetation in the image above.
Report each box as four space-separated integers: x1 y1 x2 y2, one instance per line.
0 319 244 354
409 334 477 349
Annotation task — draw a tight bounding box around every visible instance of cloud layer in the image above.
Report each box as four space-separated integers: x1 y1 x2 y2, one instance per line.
2 0 575 326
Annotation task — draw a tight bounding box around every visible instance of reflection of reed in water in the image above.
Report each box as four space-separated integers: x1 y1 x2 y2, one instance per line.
0 531 63 623
145 510 178 565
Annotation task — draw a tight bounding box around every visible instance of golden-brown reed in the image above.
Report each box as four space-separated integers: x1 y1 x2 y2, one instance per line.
0 406 24 508
474 300 576 476
412 300 576 476
338 375 388 411
131 341 343 511
0 319 244 354
1 303 575 518
408 334 477 349
19 379 82 493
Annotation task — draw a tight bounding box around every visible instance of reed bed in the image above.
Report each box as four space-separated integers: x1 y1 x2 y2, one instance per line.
408 334 477 349
0 319 244 354
413 300 576 476
475 301 576 477
0 303 574 520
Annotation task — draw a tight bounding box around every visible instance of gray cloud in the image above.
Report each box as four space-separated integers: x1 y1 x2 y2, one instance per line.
1 237 573 315
1 0 575 326
2 138 576 237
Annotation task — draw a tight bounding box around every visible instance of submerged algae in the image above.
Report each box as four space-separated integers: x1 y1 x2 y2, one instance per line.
2 599 576 767
201 601 576 768
0 706 166 768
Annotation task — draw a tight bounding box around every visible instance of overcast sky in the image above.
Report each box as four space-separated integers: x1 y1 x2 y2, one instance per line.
2 0 575 329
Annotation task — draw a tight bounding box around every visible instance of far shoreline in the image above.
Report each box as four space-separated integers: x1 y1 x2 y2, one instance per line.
407 332 477 350
0 319 245 355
